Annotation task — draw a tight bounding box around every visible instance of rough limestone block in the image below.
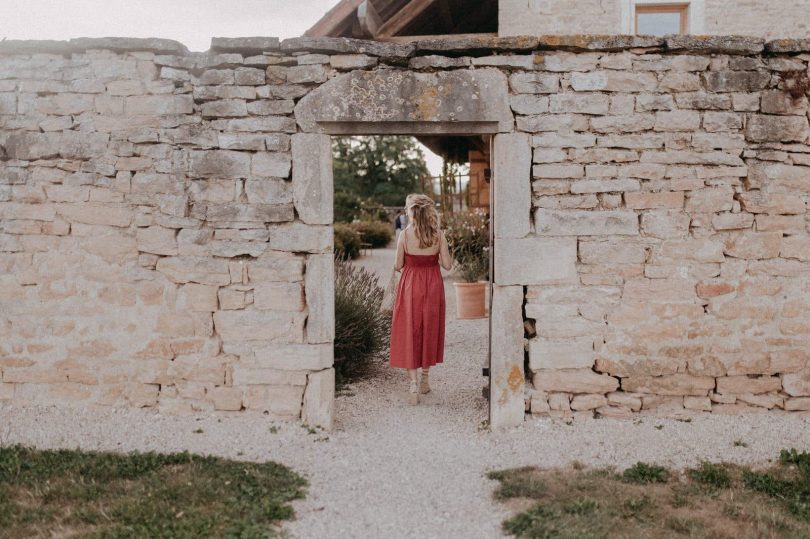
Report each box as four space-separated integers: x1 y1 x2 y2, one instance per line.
252 152 292 178
494 237 577 286
305 254 334 344
214 310 305 344
250 343 333 371
302 368 334 429
125 95 193 115
268 223 332 253
570 394 607 411
746 115 809 143
253 282 304 311
622 374 715 396
136 226 177 256
494 133 531 239
533 369 619 393
189 150 251 179
490 285 525 428
244 385 304 417
211 387 243 411
717 375 782 395
529 338 594 370
292 134 333 225
534 209 638 236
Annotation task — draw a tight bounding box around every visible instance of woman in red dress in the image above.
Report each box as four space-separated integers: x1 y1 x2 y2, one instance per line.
389 194 453 404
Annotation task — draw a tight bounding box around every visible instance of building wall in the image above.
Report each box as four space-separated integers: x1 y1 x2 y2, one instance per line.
500 0 810 39
1 34 809 423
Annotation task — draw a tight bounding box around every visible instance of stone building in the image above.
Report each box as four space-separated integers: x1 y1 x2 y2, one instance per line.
311 0 810 40
0 3 809 429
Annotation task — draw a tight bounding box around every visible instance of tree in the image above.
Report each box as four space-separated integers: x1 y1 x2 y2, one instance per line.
332 136 430 217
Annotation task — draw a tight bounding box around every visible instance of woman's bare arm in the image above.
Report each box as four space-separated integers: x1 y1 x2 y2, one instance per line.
394 230 406 271
439 230 453 271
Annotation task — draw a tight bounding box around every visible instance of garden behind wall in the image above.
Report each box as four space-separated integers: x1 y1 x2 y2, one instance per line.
0 34 809 429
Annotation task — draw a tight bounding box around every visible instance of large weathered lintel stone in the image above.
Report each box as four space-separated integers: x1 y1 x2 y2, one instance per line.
295 68 512 134
281 37 414 58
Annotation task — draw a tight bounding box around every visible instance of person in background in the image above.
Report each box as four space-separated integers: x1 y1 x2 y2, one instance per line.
393 209 408 242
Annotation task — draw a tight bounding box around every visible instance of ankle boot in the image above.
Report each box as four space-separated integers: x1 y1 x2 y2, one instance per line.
419 371 431 394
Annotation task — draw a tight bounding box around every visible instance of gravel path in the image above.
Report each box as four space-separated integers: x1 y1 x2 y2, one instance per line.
3 247 810 538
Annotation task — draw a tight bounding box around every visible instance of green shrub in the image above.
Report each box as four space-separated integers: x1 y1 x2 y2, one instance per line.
334 224 361 260
622 463 669 484
334 258 390 385
443 209 490 282
334 191 363 223
350 220 393 248
689 462 731 489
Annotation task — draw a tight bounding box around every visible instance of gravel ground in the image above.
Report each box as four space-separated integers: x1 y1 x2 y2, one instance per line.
3 247 810 538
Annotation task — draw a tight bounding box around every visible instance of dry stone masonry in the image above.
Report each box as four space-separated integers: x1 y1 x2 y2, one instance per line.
0 34 808 427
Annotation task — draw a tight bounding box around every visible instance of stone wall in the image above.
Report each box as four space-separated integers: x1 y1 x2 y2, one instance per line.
501 0 810 39
0 34 809 426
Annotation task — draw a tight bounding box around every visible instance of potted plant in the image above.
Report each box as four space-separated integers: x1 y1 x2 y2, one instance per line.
443 209 490 319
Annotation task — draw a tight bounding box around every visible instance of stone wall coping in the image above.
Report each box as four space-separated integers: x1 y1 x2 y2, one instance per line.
1 34 809 57
0 37 189 55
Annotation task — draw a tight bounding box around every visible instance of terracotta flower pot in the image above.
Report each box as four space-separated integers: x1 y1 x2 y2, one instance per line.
453 281 487 320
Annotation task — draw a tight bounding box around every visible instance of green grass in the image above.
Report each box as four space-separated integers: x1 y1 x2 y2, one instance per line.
0 445 306 539
491 450 810 539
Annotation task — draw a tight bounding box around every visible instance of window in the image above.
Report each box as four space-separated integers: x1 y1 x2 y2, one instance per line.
636 4 689 35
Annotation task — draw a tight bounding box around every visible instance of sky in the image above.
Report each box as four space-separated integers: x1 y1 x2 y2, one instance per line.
0 0 444 175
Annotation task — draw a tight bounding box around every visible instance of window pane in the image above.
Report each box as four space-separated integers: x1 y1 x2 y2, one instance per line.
637 12 683 35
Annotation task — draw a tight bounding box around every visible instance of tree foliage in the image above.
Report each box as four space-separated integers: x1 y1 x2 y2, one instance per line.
332 136 430 218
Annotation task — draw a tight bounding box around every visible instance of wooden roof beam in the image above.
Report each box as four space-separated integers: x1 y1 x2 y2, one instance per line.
305 0 364 37
357 0 384 38
376 0 439 37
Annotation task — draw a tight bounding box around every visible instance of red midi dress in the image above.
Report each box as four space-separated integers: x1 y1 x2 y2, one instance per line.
389 242 446 370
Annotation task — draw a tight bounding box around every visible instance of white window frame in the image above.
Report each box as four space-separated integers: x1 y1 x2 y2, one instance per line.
620 0 705 34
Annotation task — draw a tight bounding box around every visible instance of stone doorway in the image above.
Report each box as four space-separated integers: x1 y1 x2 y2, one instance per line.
293 67 526 429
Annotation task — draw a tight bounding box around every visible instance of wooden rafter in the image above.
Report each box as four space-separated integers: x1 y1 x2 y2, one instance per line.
376 0 438 37
357 0 384 37
305 0 365 37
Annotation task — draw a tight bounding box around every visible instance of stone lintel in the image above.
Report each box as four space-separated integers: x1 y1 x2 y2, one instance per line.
295 68 513 134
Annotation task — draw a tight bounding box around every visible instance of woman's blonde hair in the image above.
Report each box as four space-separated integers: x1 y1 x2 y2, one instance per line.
405 194 439 249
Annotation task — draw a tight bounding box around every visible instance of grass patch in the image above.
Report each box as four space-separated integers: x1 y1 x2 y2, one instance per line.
0 445 306 538
491 450 810 538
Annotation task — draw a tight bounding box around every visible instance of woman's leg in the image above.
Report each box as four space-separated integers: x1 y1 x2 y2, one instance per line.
408 369 419 404
420 367 430 394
